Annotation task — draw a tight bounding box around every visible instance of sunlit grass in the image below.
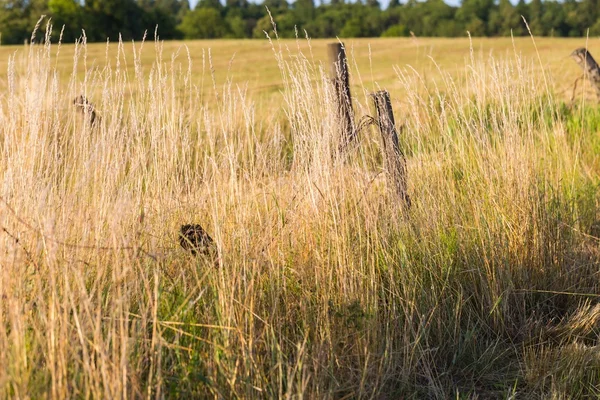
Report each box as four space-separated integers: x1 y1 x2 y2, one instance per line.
0 29 599 398
0 36 597 104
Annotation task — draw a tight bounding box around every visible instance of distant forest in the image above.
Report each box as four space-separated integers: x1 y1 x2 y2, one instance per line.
0 0 599 44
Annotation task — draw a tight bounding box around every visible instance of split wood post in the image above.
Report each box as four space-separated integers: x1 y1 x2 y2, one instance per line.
371 90 411 208
570 48 600 100
328 43 355 149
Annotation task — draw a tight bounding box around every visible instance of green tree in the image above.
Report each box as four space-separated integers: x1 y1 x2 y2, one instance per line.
305 6 351 37
252 11 298 37
196 0 224 12
225 15 247 37
136 0 186 39
253 14 274 38
177 0 191 22
263 0 289 13
382 24 408 37
0 0 52 44
527 0 544 35
338 6 381 37
178 7 227 38
49 0 83 42
579 0 600 31
515 0 527 21
592 18 600 36
226 0 248 8
541 1 565 36
340 17 363 37
563 0 582 36
295 0 315 22
0 0 598 42
155 0 190 23
366 0 380 9
83 0 145 41
0 0 29 44
456 0 495 36
489 0 524 36
420 0 457 36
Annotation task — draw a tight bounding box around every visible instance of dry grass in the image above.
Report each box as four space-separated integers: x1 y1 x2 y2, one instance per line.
1 35 597 105
0 27 600 398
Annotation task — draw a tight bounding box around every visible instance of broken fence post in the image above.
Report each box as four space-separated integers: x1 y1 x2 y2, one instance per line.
570 48 600 100
371 90 411 208
328 42 355 150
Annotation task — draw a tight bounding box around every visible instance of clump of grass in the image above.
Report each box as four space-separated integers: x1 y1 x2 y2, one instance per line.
0 25 599 398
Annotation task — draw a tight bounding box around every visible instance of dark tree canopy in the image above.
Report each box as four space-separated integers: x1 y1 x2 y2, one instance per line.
0 0 599 44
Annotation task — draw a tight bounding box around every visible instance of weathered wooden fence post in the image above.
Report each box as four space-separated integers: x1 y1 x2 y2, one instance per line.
570 48 600 101
328 43 355 149
371 90 411 208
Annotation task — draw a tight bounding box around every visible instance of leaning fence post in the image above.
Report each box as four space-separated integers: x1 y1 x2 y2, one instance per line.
328 43 355 149
371 90 411 208
570 48 600 101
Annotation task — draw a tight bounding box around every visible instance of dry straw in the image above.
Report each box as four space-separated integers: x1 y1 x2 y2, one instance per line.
0 19 599 398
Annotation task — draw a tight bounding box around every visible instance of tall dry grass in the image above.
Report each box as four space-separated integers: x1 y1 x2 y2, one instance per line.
0 24 599 399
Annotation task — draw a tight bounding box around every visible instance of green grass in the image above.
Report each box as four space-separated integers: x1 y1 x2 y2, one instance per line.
0 33 600 398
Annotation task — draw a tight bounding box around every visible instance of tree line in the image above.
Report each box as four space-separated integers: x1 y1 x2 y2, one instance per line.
0 0 599 44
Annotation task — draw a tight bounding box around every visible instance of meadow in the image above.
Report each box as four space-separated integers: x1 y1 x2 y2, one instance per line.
1 28 600 398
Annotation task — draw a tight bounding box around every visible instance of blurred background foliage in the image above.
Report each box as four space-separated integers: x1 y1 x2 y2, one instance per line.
0 0 600 44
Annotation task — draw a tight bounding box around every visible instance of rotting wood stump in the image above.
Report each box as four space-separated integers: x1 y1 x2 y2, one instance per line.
371 90 411 209
179 224 215 257
73 95 100 126
570 48 600 101
328 43 355 151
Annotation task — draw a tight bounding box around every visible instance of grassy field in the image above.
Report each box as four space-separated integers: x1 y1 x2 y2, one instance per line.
2 36 597 103
1 31 600 398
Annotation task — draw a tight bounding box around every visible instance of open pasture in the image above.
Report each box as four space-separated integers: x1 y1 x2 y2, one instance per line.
0 36 596 103
0 35 600 398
